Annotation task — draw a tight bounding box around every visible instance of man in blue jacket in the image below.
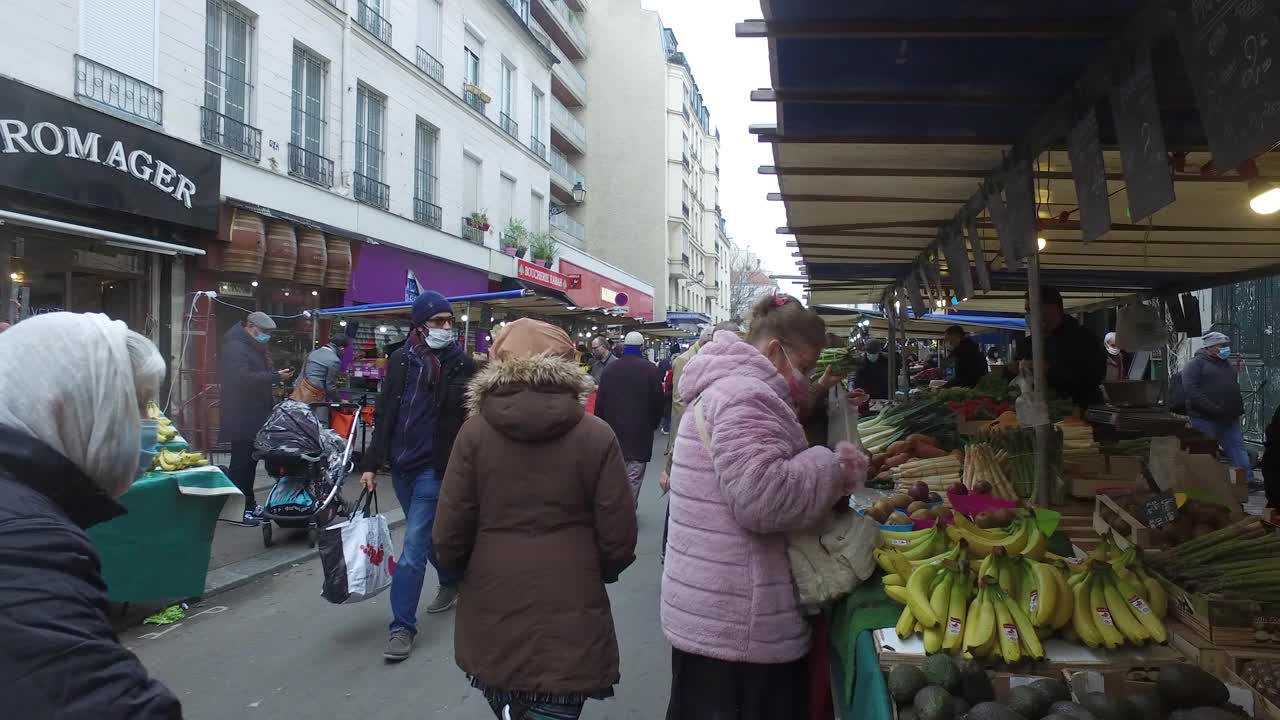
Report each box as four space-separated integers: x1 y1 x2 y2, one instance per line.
219 311 292 526
359 291 476 661
1183 332 1250 475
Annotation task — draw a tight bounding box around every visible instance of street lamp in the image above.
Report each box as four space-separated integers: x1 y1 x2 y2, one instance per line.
572 181 586 204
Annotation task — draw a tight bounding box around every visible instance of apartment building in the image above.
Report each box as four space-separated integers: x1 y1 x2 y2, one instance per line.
582 1 727 323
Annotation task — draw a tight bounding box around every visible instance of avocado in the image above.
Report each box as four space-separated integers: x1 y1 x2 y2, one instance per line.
1157 664 1230 709
1169 709 1239 720
1124 688 1167 720
1044 715 1081 720
1005 685 1048 719
964 701 1024 720
1030 678 1072 705
1047 700 1098 720
957 663 995 705
922 654 962 694
1078 691 1133 720
914 685 956 720
889 665 930 706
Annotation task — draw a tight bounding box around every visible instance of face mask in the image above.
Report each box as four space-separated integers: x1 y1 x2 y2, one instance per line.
1218 346 1232 360
866 352 880 363
426 327 455 350
138 419 159 477
779 346 809 402
255 333 271 344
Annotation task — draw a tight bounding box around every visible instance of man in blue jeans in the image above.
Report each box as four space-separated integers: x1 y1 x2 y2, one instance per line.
1183 332 1252 476
359 291 476 661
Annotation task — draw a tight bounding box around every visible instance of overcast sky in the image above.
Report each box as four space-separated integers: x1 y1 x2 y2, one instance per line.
639 0 804 297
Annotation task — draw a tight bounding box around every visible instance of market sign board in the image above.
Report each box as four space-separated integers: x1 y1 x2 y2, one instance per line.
1110 53 1176 223
1066 107 1112 243
517 259 570 292
1176 0 1280 173
0 75 221 230
965 215 992 292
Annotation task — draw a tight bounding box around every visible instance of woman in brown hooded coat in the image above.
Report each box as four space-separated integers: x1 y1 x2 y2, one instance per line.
433 318 638 720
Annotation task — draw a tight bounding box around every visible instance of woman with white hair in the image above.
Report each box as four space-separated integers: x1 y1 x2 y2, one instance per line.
0 313 183 718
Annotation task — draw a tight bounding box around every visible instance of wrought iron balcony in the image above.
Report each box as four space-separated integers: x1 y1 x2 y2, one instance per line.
357 1 393 46
500 112 519 139
74 55 163 126
530 136 547 160
200 106 261 161
461 218 486 245
464 85 488 115
415 46 443 84
414 197 442 229
288 144 334 188
354 171 390 210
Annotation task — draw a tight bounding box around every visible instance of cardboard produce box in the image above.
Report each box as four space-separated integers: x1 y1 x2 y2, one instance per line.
1149 436 1249 505
1155 569 1280 650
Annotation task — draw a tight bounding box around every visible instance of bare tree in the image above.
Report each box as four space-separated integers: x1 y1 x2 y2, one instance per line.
727 245 778 325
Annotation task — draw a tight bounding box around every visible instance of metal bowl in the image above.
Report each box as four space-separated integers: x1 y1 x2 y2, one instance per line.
1102 380 1164 408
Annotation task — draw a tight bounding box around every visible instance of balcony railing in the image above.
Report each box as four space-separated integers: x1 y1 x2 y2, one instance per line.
356 0 393 46
414 197 442 229
543 27 586 102
503 0 531 23
550 211 585 242
499 112 519 139
461 218 486 245
354 171 390 210
550 147 584 189
200 106 261 161
550 96 586 150
530 136 547 160
288 143 334 188
464 85 488 115
415 46 444 84
529 19 552 51
544 0 588 52
74 55 163 126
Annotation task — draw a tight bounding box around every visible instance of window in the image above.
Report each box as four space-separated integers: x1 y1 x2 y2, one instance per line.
289 46 330 187
500 63 517 137
681 183 690 218
354 84 388 209
465 42 481 86
530 191 544 232
500 175 517 229
80 0 157 84
418 0 442 55
203 0 260 159
414 120 441 229
531 87 544 139
357 0 392 45
462 153 483 243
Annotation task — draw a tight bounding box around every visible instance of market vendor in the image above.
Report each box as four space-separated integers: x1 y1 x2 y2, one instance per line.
1015 287 1107 407
854 339 896 400
941 325 988 388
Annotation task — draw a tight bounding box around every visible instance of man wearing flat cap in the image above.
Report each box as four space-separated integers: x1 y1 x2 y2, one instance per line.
219 310 293 526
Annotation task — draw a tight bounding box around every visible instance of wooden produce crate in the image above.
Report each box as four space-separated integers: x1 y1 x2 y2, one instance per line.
1064 667 1272 718
1093 492 1158 550
1154 570 1280 651
1222 664 1280 719
1169 621 1233 676
1067 473 1133 500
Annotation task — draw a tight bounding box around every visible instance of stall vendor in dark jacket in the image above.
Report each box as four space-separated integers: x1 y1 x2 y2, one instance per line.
854 339 897 400
0 313 182 719
219 311 293 525
359 291 476 662
943 325 989 388
1015 287 1107 407
595 331 665 501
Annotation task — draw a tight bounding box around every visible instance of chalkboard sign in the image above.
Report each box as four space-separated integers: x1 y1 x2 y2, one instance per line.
1176 0 1280 173
1066 107 1113 243
1142 491 1181 529
942 226 975 300
1003 155 1039 265
925 249 944 299
966 215 993 292
1110 52 1176 222
906 271 927 319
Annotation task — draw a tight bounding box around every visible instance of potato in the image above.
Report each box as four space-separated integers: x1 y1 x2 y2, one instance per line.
889 494 913 509
910 508 932 520
867 506 889 523
931 507 954 522
991 508 1016 527
872 500 894 517
974 512 998 529
887 511 911 526
907 501 929 515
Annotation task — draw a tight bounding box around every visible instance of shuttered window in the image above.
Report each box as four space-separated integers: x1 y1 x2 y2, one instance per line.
80 0 156 83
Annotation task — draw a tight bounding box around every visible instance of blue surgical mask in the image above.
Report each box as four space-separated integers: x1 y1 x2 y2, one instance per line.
1218 346 1232 360
255 332 272 344
426 327 455 350
138 419 159 477
866 352 880 363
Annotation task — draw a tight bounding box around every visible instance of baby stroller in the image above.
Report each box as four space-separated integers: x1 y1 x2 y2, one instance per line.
253 399 360 548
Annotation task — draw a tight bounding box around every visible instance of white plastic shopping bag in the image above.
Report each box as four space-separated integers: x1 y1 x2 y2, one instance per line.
319 490 395 604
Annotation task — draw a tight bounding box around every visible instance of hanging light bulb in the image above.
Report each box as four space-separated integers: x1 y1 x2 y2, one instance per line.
1251 181 1280 214
311 290 319 297
339 321 348 327
1037 236 1047 251
251 280 259 287
378 326 388 333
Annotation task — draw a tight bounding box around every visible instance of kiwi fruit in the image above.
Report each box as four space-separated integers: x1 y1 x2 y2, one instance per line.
890 494 913 509
907 501 930 515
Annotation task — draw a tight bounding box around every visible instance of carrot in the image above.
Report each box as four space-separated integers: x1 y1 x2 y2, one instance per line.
906 433 940 448
872 452 889 465
883 452 912 469
886 440 911 457
911 438 949 459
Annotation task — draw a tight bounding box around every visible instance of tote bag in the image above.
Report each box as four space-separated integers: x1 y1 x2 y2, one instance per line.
319 490 396 604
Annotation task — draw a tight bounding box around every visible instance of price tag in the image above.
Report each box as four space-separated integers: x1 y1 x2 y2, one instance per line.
891 538 912 546
1129 595 1153 616
1096 607 1115 626
1029 590 1040 614
1142 492 1180 529
1003 624 1020 643
947 617 963 636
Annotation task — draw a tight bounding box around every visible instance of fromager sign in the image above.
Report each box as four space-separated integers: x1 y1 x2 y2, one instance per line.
0 75 220 230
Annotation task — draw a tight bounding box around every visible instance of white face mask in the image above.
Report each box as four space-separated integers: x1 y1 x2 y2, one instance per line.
425 328 455 350
866 352 880 362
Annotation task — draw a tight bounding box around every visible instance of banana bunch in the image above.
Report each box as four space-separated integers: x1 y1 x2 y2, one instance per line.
146 401 180 443
879 523 950 562
962 579 1045 662
1067 538 1169 649
945 512 1047 560
893 544 974 654
977 548 1074 636
153 449 209 472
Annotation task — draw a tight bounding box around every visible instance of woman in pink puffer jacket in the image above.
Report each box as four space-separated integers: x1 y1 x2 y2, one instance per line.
661 294 868 719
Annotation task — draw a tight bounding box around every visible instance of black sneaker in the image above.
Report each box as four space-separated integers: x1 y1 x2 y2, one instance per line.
240 510 261 527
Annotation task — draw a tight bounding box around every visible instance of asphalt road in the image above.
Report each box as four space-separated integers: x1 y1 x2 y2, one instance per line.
128 436 673 720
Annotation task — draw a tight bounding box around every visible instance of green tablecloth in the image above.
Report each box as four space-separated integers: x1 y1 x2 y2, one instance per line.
87 466 242 603
830 575 900 720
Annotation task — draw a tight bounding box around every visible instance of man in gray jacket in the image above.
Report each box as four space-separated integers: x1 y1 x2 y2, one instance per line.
1183 331 1250 473
291 334 349 403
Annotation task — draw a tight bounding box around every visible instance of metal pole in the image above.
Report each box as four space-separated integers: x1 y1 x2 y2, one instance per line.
1026 254 1052 507
887 306 898 400
463 302 472 353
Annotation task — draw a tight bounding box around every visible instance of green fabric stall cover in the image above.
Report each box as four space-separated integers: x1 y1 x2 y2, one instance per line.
829 574 901 712
87 471 232 602
851 631 894 720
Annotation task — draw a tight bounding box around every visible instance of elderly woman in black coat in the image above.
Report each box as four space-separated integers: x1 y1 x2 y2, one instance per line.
0 312 183 719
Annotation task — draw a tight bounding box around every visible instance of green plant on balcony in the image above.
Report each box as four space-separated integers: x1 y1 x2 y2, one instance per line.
467 210 491 232
501 219 529 257
528 231 558 267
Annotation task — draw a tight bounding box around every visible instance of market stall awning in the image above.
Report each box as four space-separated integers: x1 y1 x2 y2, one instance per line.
316 289 638 330
634 321 698 340
816 306 1024 339
744 1 1280 313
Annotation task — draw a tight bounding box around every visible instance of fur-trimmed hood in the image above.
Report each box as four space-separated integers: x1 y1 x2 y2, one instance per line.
466 353 594 443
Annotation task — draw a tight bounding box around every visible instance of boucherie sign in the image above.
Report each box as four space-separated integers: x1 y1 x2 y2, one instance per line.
517 259 570 292
0 76 220 230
